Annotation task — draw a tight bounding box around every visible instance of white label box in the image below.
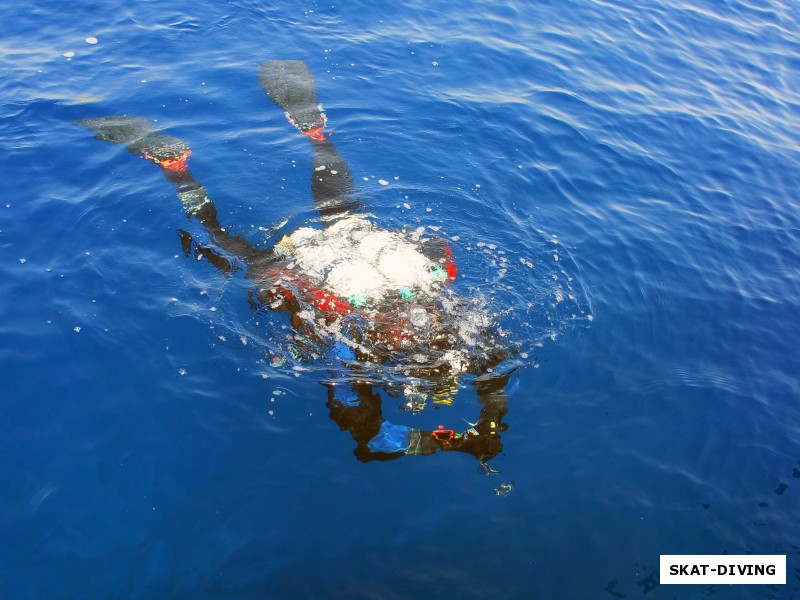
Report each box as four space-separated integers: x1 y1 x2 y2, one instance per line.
660 555 786 585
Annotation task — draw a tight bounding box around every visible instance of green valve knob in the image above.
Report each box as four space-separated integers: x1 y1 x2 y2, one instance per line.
429 266 447 283
348 293 367 308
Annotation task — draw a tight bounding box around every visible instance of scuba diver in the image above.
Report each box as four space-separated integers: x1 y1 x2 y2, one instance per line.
78 60 512 465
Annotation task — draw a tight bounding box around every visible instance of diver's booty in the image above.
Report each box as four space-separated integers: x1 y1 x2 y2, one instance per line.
259 60 327 136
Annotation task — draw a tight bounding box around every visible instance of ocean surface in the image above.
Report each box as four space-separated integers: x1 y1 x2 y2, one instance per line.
2 0 799 598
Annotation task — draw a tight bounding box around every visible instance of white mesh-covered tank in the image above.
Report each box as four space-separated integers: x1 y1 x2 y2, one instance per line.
273 215 446 304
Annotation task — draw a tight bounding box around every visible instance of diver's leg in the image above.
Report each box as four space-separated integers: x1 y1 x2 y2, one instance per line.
77 116 268 266
308 138 358 219
259 61 359 220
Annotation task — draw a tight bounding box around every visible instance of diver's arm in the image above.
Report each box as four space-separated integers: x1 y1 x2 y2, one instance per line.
325 379 508 464
445 374 510 462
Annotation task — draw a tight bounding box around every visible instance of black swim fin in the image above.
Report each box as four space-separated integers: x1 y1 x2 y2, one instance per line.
77 115 158 145
258 60 326 133
77 115 191 166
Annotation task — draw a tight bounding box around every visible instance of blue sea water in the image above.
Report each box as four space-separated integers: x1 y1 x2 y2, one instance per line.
2 0 800 598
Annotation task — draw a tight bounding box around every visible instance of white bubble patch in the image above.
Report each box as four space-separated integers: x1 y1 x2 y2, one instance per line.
274 215 442 302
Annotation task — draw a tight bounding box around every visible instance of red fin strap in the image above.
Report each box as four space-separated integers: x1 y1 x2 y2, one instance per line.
303 127 326 141
144 150 192 172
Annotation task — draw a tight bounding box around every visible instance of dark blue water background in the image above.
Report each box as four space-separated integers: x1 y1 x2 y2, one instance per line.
2 0 799 598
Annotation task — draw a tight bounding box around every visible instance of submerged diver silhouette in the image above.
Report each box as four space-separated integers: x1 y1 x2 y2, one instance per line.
78 60 511 465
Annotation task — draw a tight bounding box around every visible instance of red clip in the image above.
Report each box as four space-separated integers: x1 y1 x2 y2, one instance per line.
432 425 454 445
303 127 326 141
